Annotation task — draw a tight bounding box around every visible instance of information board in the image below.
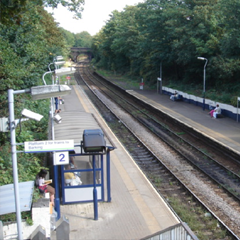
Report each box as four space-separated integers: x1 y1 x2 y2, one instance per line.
24 140 74 153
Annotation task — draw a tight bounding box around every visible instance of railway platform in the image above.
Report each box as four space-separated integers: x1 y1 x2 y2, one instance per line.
128 89 240 155
51 85 180 239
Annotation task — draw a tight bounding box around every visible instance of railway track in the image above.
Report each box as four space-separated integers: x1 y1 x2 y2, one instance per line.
74 61 240 239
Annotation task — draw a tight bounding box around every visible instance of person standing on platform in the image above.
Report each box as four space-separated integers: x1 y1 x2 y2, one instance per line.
54 96 59 113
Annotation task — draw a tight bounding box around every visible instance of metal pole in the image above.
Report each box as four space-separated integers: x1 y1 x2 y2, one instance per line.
42 70 54 85
237 98 239 122
8 89 23 240
202 59 208 111
100 155 104 201
160 61 162 94
51 96 60 220
93 155 98 220
106 149 111 202
203 64 206 111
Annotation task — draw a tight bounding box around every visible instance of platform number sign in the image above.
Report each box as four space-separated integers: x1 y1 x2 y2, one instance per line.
54 151 69 165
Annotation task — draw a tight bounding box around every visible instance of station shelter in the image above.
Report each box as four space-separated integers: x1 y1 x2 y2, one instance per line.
60 129 114 205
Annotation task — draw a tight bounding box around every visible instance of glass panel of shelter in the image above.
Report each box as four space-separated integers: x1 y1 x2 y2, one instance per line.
63 155 102 186
61 154 103 204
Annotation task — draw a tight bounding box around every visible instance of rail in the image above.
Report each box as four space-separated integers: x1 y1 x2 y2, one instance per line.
141 222 199 240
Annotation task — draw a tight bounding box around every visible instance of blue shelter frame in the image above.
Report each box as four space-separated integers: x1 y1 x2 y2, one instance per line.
61 154 105 204
59 144 114 220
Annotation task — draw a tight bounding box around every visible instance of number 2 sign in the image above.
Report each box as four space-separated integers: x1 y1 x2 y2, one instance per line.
54 151 69 165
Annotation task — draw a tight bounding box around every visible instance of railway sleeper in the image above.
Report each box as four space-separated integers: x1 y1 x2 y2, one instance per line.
130 149 151 155
132 157 155 162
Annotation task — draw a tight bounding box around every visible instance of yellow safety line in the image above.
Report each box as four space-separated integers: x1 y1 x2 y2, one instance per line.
73 85 90 113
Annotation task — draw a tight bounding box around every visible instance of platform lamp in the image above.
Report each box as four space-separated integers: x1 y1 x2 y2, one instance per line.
6 85 71 240
83 129 106 153
56 56 64 61
197 57 208 111
83 129 106 220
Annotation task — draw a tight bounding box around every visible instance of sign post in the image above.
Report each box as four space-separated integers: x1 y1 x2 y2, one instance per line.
157 77 162 94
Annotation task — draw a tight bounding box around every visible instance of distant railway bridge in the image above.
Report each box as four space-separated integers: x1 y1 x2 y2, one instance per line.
70 47 93 62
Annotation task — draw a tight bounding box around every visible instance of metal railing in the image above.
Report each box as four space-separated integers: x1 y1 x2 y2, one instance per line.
140 222 199 240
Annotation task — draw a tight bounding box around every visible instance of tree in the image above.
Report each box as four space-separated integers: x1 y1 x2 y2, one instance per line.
0 1 67 189
74 31 92 47
0 0 84 25
60 28 75 47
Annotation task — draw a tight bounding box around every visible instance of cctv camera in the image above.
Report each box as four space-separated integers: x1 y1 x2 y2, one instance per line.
54 114 62 124
21 109 43 121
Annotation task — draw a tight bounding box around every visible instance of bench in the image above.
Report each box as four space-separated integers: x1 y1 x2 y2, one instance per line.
173 95 183 101
213 109 223 118
215 113 224 118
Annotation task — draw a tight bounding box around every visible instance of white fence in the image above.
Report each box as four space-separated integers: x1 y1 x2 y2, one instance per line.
163 87 239 120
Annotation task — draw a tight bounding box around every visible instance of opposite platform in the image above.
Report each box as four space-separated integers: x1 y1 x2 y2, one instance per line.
53 85 180 239
128 89 240 155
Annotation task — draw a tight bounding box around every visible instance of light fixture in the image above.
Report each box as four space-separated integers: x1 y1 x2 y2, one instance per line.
54 61 65 66
21 109 43 121
83 129 106 153
54 114 62 124
55 67 76 77
31 85 71 100
197 56 208 111
56 56 63 61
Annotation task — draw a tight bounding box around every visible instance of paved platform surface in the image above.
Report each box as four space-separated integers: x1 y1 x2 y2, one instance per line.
52 85 180 240
128 89 240 155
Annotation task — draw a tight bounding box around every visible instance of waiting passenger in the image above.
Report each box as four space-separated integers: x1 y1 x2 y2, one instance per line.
54 97 59 112
209 104 221 118
70 156 75 169
64 164 82 186
55 108 61 114
170 91 178 101
36 169 55 205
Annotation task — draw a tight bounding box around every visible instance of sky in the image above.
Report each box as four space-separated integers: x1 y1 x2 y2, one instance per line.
46 0 144 36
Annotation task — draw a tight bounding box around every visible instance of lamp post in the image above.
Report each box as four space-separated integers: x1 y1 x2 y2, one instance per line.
52 67 76 220
8 85 71 240
42 64 76 220
197 57 208 111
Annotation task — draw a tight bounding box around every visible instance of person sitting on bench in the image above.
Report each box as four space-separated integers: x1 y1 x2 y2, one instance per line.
209 104 221 118
36 169 55 205
170 91 178 101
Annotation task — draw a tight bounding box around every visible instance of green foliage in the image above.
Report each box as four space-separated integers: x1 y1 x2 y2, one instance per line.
0 144 44 186
0 0 83 225
0 0 84 26
0 211 33 225
0 0 66 191
92 0 240 96
60 28 75 48
74 31 93 47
